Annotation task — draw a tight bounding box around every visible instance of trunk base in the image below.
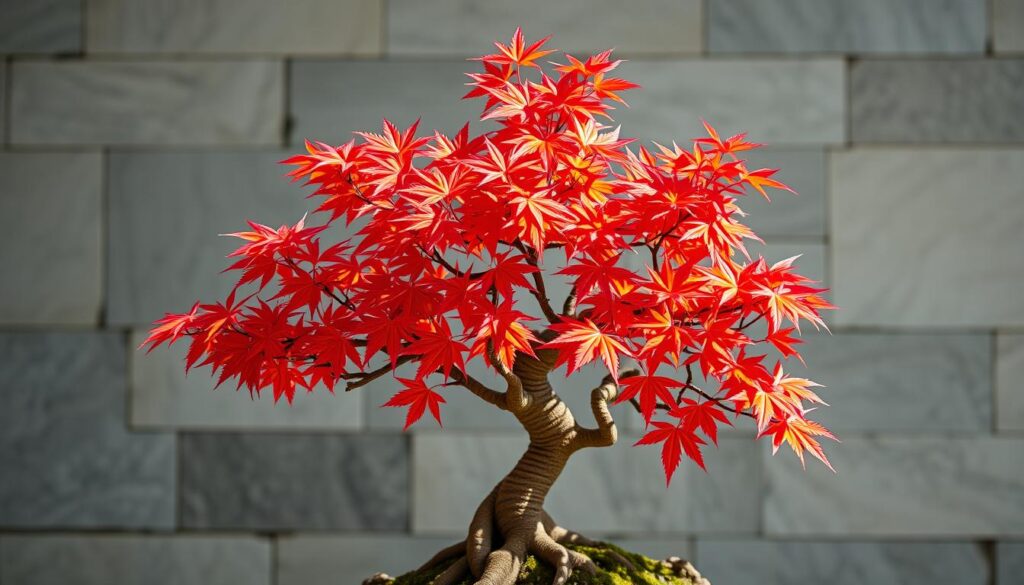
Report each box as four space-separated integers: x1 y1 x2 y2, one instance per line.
363 541 708 585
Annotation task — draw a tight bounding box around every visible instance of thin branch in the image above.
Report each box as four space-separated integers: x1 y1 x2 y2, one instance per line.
449 367 508 410
342 354 417 391
561 285 578 318
514 240 561 325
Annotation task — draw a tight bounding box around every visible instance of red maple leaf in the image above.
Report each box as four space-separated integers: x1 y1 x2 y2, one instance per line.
382 378 446 430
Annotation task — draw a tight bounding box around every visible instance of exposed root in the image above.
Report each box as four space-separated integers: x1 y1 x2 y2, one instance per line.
432 556 468 585
467 488 498 577
476 539 528 585
530 529 598 585
417 540 465 572
542 510 636 573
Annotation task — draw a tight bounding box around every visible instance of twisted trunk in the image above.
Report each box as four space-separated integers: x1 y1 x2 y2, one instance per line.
421 345 632 585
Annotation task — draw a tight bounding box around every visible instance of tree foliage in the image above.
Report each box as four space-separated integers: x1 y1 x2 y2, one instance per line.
143 29 835 483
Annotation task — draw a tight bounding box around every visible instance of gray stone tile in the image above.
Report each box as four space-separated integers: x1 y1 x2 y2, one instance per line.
130 330 363 431
413 433 760 536
180 433 408 531
998 334 1024 432
785 332 992 433
11 61 283 146
0 534 270 585
0 0 81 54
0 152 102 325
107 150 323 326
87 0 381 55
695 539 989 585
709 0 986 55
851 60 1024 144
1 62 6 140
831 148 1024 327
387 0 701 56
613 59 845 146
735 148 826 238
764 436 1024 536
995 0 1024 53
277 535 457 585
998 542 1024 585
0 332 175 529
290 60 488 146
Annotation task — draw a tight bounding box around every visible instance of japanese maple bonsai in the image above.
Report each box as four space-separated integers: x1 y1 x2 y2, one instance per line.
143 29 835 585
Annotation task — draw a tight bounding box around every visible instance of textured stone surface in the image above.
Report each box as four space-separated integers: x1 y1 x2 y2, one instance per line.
765 437 1024 536
788 332 992 432
831 149 1024 327
0 0 81 53
181 433 408 531
736 148 826 238
614 59 845 146
387 0 701 56
290 60 487 145
11 61 283 146
0 153 103 325
107 151 321 326
0 332 175 528
709 0 986 55
87 0 381 55
0 534 271 585
0 62 6 139
995 0 1024 53
997 334 1024 432
695 539 989 585
997 542 1024 585
851 60 1024 143
130 330 363 431
414 433 759 535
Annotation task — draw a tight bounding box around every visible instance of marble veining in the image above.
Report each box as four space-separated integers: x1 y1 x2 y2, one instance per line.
0 153 103 325
181 433 408 531
0 332 175 528
0 534 271 585
0 0 81 53
831 148 1024 327
851 59 1024 143
388 0 701 56
786 332 992 432
997 335 1024 432
765 436 1024 536
11 61 283 146
613 59 845 146
87 0 381 55
710 0 985 54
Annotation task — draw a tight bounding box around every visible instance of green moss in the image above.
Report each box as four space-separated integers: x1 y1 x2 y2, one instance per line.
388 542 696 585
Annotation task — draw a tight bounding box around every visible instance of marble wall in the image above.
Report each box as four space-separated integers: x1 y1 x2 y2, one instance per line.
0 1 1022 584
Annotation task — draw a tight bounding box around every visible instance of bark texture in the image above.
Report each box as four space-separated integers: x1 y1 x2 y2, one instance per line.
370 341 710 585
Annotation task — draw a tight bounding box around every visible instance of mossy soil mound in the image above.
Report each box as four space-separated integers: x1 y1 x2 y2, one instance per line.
383 542 705 585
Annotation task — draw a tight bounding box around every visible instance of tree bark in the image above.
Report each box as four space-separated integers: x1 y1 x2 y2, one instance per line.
419 345 640 585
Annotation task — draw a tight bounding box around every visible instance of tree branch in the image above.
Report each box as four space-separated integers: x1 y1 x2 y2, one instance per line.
574 368 640 448
450 367 508 411
513 240 561 325
486 340 528 412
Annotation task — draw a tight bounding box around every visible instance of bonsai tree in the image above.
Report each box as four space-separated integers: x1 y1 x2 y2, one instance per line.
143 29 834 585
